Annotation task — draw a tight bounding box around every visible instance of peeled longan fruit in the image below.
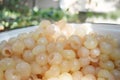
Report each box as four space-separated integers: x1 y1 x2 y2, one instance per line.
72 71 83 80
110 49 120 61
99 60 115 71
45 65 60 78
99 41 113 54
82 65 96 75
61 50 76 60
83 35 98 49
81 74 96 80
0 69 4 80
39 20 51 29
59 72 72 80
0 20 120 80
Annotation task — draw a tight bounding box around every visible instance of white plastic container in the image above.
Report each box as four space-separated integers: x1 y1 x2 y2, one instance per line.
0 23 120 45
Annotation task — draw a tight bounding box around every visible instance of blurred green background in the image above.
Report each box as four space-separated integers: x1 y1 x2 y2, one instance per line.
0 0 120 32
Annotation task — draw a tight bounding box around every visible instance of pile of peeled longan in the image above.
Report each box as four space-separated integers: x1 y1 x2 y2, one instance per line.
0 20 120 80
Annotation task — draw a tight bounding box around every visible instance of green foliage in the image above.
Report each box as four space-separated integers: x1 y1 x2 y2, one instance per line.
86 11 120 20
0 0 28 13
1 0 120 31
0 5 82 31
86 12 107 19
32 8 65 21
0 8 66 31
